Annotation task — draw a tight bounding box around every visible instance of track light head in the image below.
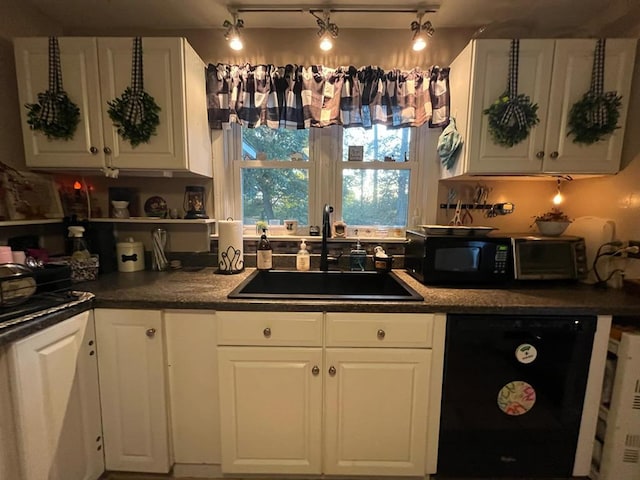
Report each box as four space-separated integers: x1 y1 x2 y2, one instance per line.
410 12 435 52
312 10 339 51
224 13 244 51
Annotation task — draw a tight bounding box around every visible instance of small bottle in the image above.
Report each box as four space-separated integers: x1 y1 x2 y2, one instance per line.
256 228 273 270
296 239 310 271
68 226 91 261
350 239 367 271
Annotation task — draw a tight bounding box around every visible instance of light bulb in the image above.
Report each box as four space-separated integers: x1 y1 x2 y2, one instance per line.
228 33 243 51
319 34 333 51
553 192 563 205
412 36 427 51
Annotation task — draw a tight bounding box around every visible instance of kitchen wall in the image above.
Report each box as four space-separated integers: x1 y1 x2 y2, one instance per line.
0 0 61 170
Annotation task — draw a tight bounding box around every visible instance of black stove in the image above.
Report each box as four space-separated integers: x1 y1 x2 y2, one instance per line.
0 291 94 330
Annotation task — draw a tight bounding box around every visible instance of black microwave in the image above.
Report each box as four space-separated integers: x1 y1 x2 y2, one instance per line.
405 230 513 285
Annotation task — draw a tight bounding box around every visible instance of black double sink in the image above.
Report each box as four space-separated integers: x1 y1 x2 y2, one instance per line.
228 270 424 301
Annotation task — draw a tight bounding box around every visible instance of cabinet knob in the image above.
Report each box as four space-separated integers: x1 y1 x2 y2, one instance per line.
263 327 271 338
536 151 544 159
550 151 559 159
146 328 156 338
328 366 336 376
312 365 320 376
103 146 112 155
377 329 386 339
89 146 99 154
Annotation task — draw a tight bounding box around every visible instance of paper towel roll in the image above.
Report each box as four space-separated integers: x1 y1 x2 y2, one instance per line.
218 220 244 273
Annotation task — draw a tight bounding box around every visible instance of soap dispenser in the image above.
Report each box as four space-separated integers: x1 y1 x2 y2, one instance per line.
350 239 367 271
296 239 310 271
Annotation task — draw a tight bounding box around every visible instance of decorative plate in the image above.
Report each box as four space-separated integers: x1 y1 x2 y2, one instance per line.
144 196 168 218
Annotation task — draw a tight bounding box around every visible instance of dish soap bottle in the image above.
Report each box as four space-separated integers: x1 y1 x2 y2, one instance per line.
296 239 310 271
350 238 367 271
68 226 91 261
256 228 273 270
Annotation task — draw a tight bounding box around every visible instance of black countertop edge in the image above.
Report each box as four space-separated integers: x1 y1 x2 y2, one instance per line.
90 298 635 316
0 299 95 348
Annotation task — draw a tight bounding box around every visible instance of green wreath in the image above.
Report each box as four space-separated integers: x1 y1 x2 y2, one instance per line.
26 91 80 141
483 92 539 148
567 93 621 145
107 88 161 147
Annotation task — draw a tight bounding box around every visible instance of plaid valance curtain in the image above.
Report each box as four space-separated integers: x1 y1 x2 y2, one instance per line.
205 63 450 130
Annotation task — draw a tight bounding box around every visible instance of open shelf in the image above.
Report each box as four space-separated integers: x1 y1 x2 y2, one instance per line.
0 219 63 227
89 218 216 224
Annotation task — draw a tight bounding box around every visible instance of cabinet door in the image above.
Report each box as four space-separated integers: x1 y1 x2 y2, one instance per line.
324 348 431 476
94 309 170 473
164 310 220 465
218 347 323 474
467 39 555 174
544 39 637 174
97 37 187 171
9 310 104 480
14 37 106 169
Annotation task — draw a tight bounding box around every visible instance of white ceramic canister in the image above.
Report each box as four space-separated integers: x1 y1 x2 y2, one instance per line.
116 237 145 272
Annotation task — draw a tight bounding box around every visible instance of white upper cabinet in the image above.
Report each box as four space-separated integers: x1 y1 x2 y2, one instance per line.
14 37 212 177
444 38 637 178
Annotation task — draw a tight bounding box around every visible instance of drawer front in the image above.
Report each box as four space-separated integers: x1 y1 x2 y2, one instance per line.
326 313 433 348
217 311 323 346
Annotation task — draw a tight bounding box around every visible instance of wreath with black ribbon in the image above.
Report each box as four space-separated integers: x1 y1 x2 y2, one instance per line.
25 37 80 140
483 39 539 147
567 39 622 145
107 37 160 147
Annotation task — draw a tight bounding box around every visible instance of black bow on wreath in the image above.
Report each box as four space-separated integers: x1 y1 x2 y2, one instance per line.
567 39 622 144
107 37 161 147
25 37 80 140
499 39 527 129
483 39 539 148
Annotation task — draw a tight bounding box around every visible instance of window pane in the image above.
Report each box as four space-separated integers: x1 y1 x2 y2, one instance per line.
342 125 410 162
342 169 410 227
241 168 309 225
242 126 309 161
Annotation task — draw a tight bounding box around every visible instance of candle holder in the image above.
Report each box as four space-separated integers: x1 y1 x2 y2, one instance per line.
183 186 208 219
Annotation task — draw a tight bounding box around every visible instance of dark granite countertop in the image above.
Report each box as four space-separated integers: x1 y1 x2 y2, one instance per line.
3 268 639 347
80 268 640 316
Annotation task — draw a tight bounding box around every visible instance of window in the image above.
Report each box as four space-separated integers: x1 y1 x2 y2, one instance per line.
340 125 414 232
220 123 427 236
237 126 312 226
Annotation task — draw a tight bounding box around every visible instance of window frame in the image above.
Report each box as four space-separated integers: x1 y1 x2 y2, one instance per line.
213 123 438 236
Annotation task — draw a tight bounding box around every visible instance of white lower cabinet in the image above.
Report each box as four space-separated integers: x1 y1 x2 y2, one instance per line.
324 348 430 476
216 311 442 477
8 310 104 480
94 308 171 473
218 346 323 474
164 310 221 467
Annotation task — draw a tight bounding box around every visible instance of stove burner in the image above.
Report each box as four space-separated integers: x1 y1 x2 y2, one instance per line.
0 291 94 330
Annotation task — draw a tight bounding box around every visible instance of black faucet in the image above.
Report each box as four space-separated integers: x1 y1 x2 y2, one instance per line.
320 204 333 271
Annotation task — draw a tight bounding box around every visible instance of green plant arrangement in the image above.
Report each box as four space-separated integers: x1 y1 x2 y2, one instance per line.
484 92 540 147
26 92 80 140
567 92 621 145
25 37 80 141
107 88 160 147
108 37 161 148
568 38 622 145
533 208 571 223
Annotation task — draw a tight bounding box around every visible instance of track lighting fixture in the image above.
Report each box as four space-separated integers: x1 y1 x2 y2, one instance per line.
410 11 435 52
312 10 339 51
223 13 244 51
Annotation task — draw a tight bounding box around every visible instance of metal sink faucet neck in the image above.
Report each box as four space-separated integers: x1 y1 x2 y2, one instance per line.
320 204 333 271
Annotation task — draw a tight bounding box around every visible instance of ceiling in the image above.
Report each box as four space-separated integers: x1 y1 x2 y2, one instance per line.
22 0 640 36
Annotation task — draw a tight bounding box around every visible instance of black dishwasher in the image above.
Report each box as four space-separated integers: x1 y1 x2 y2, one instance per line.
438 314 596 477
